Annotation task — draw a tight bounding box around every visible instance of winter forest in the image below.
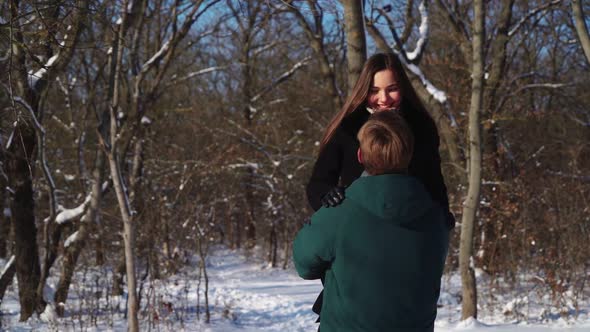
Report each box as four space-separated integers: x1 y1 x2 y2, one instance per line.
0 0 589 331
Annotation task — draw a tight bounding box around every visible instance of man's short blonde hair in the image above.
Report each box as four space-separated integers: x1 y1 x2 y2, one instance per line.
357 111 414 175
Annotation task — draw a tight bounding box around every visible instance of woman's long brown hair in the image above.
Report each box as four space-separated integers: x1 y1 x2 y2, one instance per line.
319 53 430 152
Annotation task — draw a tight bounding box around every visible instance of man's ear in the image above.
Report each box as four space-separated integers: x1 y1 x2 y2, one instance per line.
357 147 363 164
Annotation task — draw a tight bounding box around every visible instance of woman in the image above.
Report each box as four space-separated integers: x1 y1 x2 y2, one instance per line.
306 52 454 321
307 52 454 226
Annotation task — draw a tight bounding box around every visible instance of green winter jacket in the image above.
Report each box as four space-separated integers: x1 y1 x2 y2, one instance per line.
293 174 449 332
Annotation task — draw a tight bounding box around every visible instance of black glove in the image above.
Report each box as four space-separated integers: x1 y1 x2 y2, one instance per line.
320 186 345 208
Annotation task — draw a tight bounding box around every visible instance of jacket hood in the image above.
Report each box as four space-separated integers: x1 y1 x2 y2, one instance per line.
346 174 438 224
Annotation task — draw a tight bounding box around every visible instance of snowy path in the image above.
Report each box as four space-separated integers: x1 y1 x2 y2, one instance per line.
202 249 322 331
2 247 590 331
199 248 590 332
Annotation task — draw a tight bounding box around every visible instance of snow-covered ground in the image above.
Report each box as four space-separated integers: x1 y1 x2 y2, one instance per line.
1 247 589 331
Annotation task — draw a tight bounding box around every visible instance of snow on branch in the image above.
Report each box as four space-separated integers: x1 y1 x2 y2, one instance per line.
406 0 429 62
127 0 135 13
252 41 280 57
369 2 445 104
250 56 311 103
28 54 60 91
508 0 561 37
20 14 37 26
64 231 80 248
405 62 447 103
379 0 429 64
1 255 15 278
141 40 170 73
56 194 92 224
6 121 16 150
166 66 228 88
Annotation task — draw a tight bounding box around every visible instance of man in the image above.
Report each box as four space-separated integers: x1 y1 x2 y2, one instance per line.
293 111 449 332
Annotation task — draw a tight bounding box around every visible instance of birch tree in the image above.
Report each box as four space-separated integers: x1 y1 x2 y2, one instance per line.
459 0 485 319
571 0 590 64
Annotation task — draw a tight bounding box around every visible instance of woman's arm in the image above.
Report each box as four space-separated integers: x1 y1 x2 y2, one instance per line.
306 132 342 211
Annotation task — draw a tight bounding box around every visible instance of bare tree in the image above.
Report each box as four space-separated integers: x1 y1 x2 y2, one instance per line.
459 0 485 320
227 0 268 248
285 0 343 111
53 26 111 314
97 0 221 329
1 0 86 320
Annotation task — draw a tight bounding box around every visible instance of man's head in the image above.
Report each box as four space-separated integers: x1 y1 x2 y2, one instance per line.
357 111 414 175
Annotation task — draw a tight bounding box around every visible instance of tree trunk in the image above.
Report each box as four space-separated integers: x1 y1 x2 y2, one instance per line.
0 167 7 259
6 124 41 321
162 210 172 271
342 0 367 94
107 153 139 332
267 222 277 267
95 231 105 266
459 0 485 320
5 14 42 316
477 0 515 270
0 255 16 304
36 222 65 309
197 233 210 323
4 0 85 319
572 0 590 65
112 255 127 296
237 10 258 248
0 196 9 258
54 149 106 316
105 8 140 329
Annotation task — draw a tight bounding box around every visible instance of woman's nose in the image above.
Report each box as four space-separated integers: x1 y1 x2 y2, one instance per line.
379 90 389 102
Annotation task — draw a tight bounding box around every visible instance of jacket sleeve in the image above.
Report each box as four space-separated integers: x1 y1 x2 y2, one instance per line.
292 208 338 280
306 131 342 211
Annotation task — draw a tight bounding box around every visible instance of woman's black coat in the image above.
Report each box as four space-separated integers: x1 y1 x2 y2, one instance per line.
306 105 455 229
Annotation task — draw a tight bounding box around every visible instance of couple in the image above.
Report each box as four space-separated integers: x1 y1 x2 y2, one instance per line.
293 53 454 332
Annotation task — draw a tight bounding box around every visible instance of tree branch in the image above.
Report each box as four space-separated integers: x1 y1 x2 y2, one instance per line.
250 56 311 103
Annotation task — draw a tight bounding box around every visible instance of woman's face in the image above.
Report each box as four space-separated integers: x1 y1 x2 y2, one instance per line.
367 69 402 112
